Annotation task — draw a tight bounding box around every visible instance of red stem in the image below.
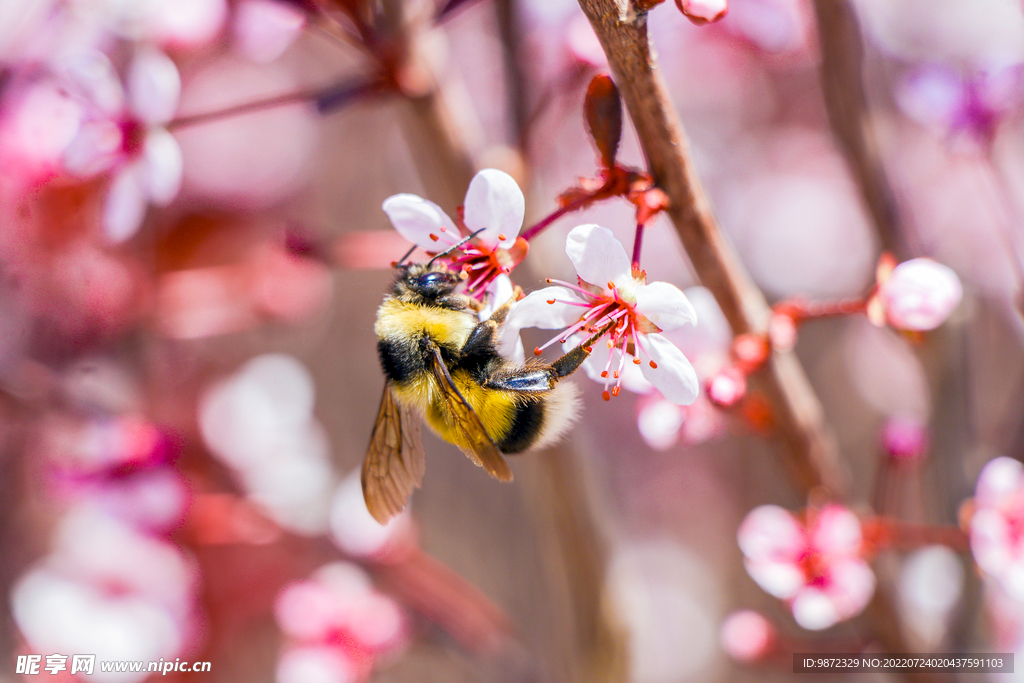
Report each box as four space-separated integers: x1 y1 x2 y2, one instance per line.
631 221 644 269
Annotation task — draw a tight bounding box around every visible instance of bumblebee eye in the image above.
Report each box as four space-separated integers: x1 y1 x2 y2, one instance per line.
416 272 450 288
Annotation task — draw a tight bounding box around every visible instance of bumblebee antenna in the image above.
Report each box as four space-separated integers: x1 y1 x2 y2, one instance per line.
426 228 485 267
394 244 418 268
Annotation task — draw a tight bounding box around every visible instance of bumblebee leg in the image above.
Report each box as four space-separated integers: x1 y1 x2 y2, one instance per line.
549 319 618 378
460 291 520 358
484 369 555 393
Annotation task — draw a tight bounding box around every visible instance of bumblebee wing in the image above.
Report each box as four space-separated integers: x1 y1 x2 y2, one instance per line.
361 381 426 523
424 340 513 482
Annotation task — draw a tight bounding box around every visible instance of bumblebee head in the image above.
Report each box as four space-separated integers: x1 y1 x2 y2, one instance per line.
393 262 462 301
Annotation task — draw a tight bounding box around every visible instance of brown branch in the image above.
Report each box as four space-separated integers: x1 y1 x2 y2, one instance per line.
576 0 845 496
812 0 908 259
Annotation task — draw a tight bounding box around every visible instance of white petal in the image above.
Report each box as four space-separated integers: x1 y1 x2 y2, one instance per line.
738 505 806 561
63 120 123 177
634 281 698 331
744 559 805 600
462 169 524 249
809 505 863 558
104 164 149 243
143 128 183 205
128 48 181 126
565 224 632 289
382 194 460 250
639 333 699 405
637 398 684 450
507 287 585 330
791 588 841 631
825 559 876 619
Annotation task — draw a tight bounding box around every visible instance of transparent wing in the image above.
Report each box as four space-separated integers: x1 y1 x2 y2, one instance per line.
361 381 427 523
424 340 513 482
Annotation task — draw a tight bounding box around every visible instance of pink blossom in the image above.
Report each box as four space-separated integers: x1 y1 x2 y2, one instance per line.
382 169 528 297
737 505 876 630
970 457 1024 601
879 258 963 331
676 0 728 25
274 562 408 682
508 224 699 405
719 610 776 663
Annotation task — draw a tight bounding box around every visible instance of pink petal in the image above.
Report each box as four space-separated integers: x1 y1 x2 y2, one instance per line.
565 224 632 289
637 397 684 450
145 0 228 48
143 128 183 205
971 508 1013 575
56 50 125 115
881 258 963 331
809 505 863 558
63 120 123 177
719 611 775 663
823 558 876 619
128 48 181 126
507 287 585 330
677 0 728 24
103 163 148 243
382 194 460 250
974 456 1024 508
743 558 804 600
462 168 525 249
639 333 699 405
895 66 965 129
737 505 806 561
634 281 697 331
276 646 359 683
233 0 306 63
791 587 840 630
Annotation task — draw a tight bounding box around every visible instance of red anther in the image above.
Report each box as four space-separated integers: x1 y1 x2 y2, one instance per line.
534 347 542 356
602 390 611 401
600 371 608 378
439 226 447 232
498 233 507 241
649 360 658 369
633 358 641 365
607 281 615 289
559 338 567 343
613 370 620 379
429 233 439 242
584 346 593 355
547 299 556 304
611 386 620 397
545 278 553 283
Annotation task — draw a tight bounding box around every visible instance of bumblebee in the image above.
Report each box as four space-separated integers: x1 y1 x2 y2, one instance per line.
362 258 598 523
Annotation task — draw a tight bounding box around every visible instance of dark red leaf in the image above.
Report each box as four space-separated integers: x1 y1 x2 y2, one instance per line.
584 74 623 169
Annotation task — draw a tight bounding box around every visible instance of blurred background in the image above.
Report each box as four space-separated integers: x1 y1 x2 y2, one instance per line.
0 0 1023 681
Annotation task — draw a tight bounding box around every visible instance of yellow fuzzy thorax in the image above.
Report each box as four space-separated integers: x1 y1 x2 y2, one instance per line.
376 298 518 444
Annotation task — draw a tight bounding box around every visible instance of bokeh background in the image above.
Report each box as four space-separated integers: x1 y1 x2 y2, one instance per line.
1 0 1023 681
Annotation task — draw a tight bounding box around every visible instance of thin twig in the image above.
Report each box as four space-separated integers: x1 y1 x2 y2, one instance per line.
812 0 908 259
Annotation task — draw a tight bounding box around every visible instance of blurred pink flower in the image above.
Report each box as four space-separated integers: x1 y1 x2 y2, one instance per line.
738 504 876 630
58 48 184 242
882 415 928 461
508 224 699 405
676 0 728 25
879 258 963 331
971 457 1024 601
719 610 776 663
275 562 407 682
383 169 528 297
896 62 1024 143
